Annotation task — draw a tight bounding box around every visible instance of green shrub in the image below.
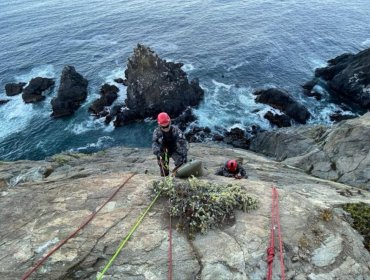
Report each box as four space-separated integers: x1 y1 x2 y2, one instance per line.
153 176 259 239
342 202 370 252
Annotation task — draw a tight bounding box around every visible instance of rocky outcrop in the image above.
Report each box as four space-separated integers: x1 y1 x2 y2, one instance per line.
0 99 10 105
5 82 26 96
89 84 119 116
22 77 55 103
113 44 204 126
0 144 369 279
250 112 370 190
264 111 292 127
51 66 88 118
308 48 370 110
254 88 311 124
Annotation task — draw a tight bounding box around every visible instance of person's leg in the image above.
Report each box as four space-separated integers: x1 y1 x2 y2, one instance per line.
172 152 186 167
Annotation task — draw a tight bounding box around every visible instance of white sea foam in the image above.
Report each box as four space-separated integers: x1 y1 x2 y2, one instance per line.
15 64 56 82
181 63 194 72
99 67 127 100
72 136 115 152
66 117 108 135
0 65 55 140
361 38 370 47
226 61 248 72
212 79 233 90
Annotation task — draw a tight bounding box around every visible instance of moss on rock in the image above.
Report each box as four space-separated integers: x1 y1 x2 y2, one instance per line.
342 202 370 252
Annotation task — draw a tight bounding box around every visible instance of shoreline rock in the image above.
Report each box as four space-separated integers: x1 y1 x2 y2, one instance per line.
112 44 204 126
5 82 26 96
306 47 370 111
51 66 88 118
22 77 55 103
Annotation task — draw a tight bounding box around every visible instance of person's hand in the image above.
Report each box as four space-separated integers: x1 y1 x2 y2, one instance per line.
234 175 242 179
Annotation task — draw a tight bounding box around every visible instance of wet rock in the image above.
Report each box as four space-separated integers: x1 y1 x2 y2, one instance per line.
51 66 88 118
0 99 10 105
329 112 357 123
223 127 250 149
5 82 26 96
113 78 124 84
172 107 197 131
254 88 311 124
22 77 55 103
264 111 292 127
89 84 119 116
303 89 322 100
308 48 370 110
114 44 204 126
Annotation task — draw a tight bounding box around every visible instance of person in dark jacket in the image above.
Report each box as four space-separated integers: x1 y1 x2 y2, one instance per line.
215 159 248 179
152 112 188 176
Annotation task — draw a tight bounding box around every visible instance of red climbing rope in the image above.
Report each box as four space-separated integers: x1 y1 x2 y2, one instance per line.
21 173 136 280
266 186 285 280
168 214 173 280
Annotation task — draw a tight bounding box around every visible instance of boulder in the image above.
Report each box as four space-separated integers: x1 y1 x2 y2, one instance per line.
223 127 250 149
22 77 55 103
264 111 291 127
308 48 370 110
254 88 311 124
5 82 26 96
113 78 125 84
250 112 370 189
89 84 119 116
51 66 88 118
114 44 204 126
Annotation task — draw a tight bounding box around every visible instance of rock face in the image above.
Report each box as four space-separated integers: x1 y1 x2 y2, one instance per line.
254 88 311 124
310 48 370 110
250 112 370 190
114 44 204 126
0 144 369 280
5 82 26 96
51 66 88 118
89 84 119 116
22 77 55 103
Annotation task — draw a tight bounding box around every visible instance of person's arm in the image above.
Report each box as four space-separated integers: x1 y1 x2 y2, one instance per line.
174 127 188 156
239 166 247 177
152 128 162 157
222 167 234 177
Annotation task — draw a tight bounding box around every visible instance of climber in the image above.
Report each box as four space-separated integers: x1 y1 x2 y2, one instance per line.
152 112 188 176
215 159 248 179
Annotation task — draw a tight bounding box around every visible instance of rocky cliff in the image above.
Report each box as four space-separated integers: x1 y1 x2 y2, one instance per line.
250 112 370 190
0 142 369 279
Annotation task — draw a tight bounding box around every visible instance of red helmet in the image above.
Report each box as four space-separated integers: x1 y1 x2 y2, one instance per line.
227 160 237 172
157 112 171 126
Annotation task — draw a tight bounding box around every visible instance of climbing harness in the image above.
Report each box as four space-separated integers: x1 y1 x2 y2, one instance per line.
21 173 136 280
97 191 161 280
266 186 285 280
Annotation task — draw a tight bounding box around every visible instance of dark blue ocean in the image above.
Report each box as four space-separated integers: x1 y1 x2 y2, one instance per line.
1 0 369 160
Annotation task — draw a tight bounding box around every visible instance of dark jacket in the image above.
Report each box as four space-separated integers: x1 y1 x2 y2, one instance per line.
152 125 188 157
